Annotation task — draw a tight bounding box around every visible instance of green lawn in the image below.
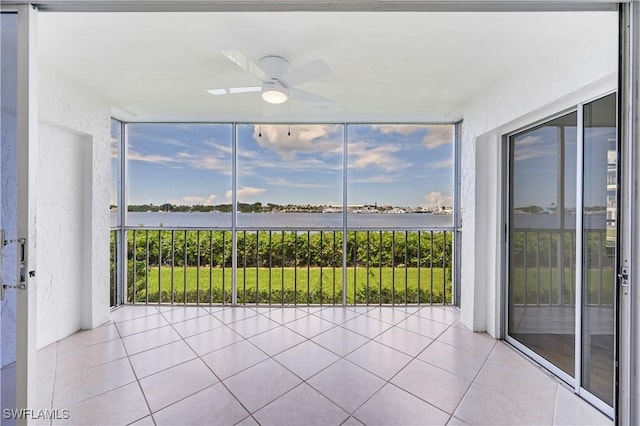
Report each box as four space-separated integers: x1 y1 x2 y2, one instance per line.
128 266 451 305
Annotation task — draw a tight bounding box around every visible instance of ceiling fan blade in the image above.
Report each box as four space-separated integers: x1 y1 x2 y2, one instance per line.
289 88 332 105
207 86 262 96
220 50 267 82
282 59 331 87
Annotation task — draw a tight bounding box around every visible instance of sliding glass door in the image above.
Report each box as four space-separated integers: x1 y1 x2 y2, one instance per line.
507 93 617 414
581 94 616 406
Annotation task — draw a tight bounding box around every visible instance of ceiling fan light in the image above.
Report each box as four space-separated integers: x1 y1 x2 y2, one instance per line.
261 88 288 104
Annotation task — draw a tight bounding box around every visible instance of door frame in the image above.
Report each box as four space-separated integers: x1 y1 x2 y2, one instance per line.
0 3 39 421
502 91 618 418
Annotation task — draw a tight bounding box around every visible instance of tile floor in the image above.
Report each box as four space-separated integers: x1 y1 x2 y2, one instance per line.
16 305 614 425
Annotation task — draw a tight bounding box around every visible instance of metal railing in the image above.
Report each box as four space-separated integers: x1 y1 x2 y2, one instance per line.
510 228 615 307
110 229 119 308
117 227 453 306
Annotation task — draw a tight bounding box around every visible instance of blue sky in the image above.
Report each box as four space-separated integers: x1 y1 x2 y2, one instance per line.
111 121 454 208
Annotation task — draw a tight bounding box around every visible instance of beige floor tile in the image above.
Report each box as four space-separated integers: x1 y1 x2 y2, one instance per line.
396 315 450 339
201 340 269 380
184 326 244 356
296 306 327 314
56 323 120 354
343 417 365 426
284 315 337 338
140 358 218 412
110 306 159 323
129 340 197 378
39 305 611 426
227 315 280 338
474 353 557 397
36 344 57 410
416 307 460 325
436 327 495 357
223 359 302 413
344 306 376 314
211 307 258 324
54 382 149 426
260 307 308 324
202 305 226 314
254 383 349 426
447 416 470 425
418 340 486 380
273 340 340 380
127 415 155 425
307 359 385 414
354 384 450 426
160 306 209 323
313 307 360 325
116 314 170 337
53 357 136 407
235 415 259 425
152 383 249 425
364 307 411 325
312 326 369 356
121 325 181 355
391 359 471 414
247 326 306 356
454 381 556 425
553 385 612 425
56 338 127 376
170 314 224 338
346 340 412 380
374 326 433 357
340 315 392 339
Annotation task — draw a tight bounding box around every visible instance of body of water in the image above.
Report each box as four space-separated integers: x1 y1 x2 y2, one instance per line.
114 212 454 229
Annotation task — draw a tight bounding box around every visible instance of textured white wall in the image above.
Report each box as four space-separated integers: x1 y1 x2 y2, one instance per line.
459 13 618 336
36 124 92 348
37 68 111 349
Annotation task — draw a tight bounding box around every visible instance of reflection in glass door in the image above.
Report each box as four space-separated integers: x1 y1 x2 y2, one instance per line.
508 112 578 379
582 93 616 406
507 93 617 412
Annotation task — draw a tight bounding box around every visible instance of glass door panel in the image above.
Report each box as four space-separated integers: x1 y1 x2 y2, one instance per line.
508 112 577 377
581 93 616 405
1 11 18 422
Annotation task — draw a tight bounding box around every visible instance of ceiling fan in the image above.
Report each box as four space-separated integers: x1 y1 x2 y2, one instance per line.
207 51 332 105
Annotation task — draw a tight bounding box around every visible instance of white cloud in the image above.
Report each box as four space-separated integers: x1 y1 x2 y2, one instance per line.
349 175 401 184
348 141 405 171
205 141 233 155
127 150 175 164
422 126 453 149
265 178 329 189
225 186 266 201
371 124 424 136
513 135 551 162
252 124 342 160
428 159 454 169
370 125 453 149
424 192 453 209
127 148 230 173
167 194 218 206
175 151 229 171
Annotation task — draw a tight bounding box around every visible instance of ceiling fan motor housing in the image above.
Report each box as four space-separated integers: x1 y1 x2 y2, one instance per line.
259 56 290 81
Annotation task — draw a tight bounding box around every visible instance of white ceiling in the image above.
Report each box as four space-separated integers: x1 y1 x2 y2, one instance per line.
38 11 617 122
